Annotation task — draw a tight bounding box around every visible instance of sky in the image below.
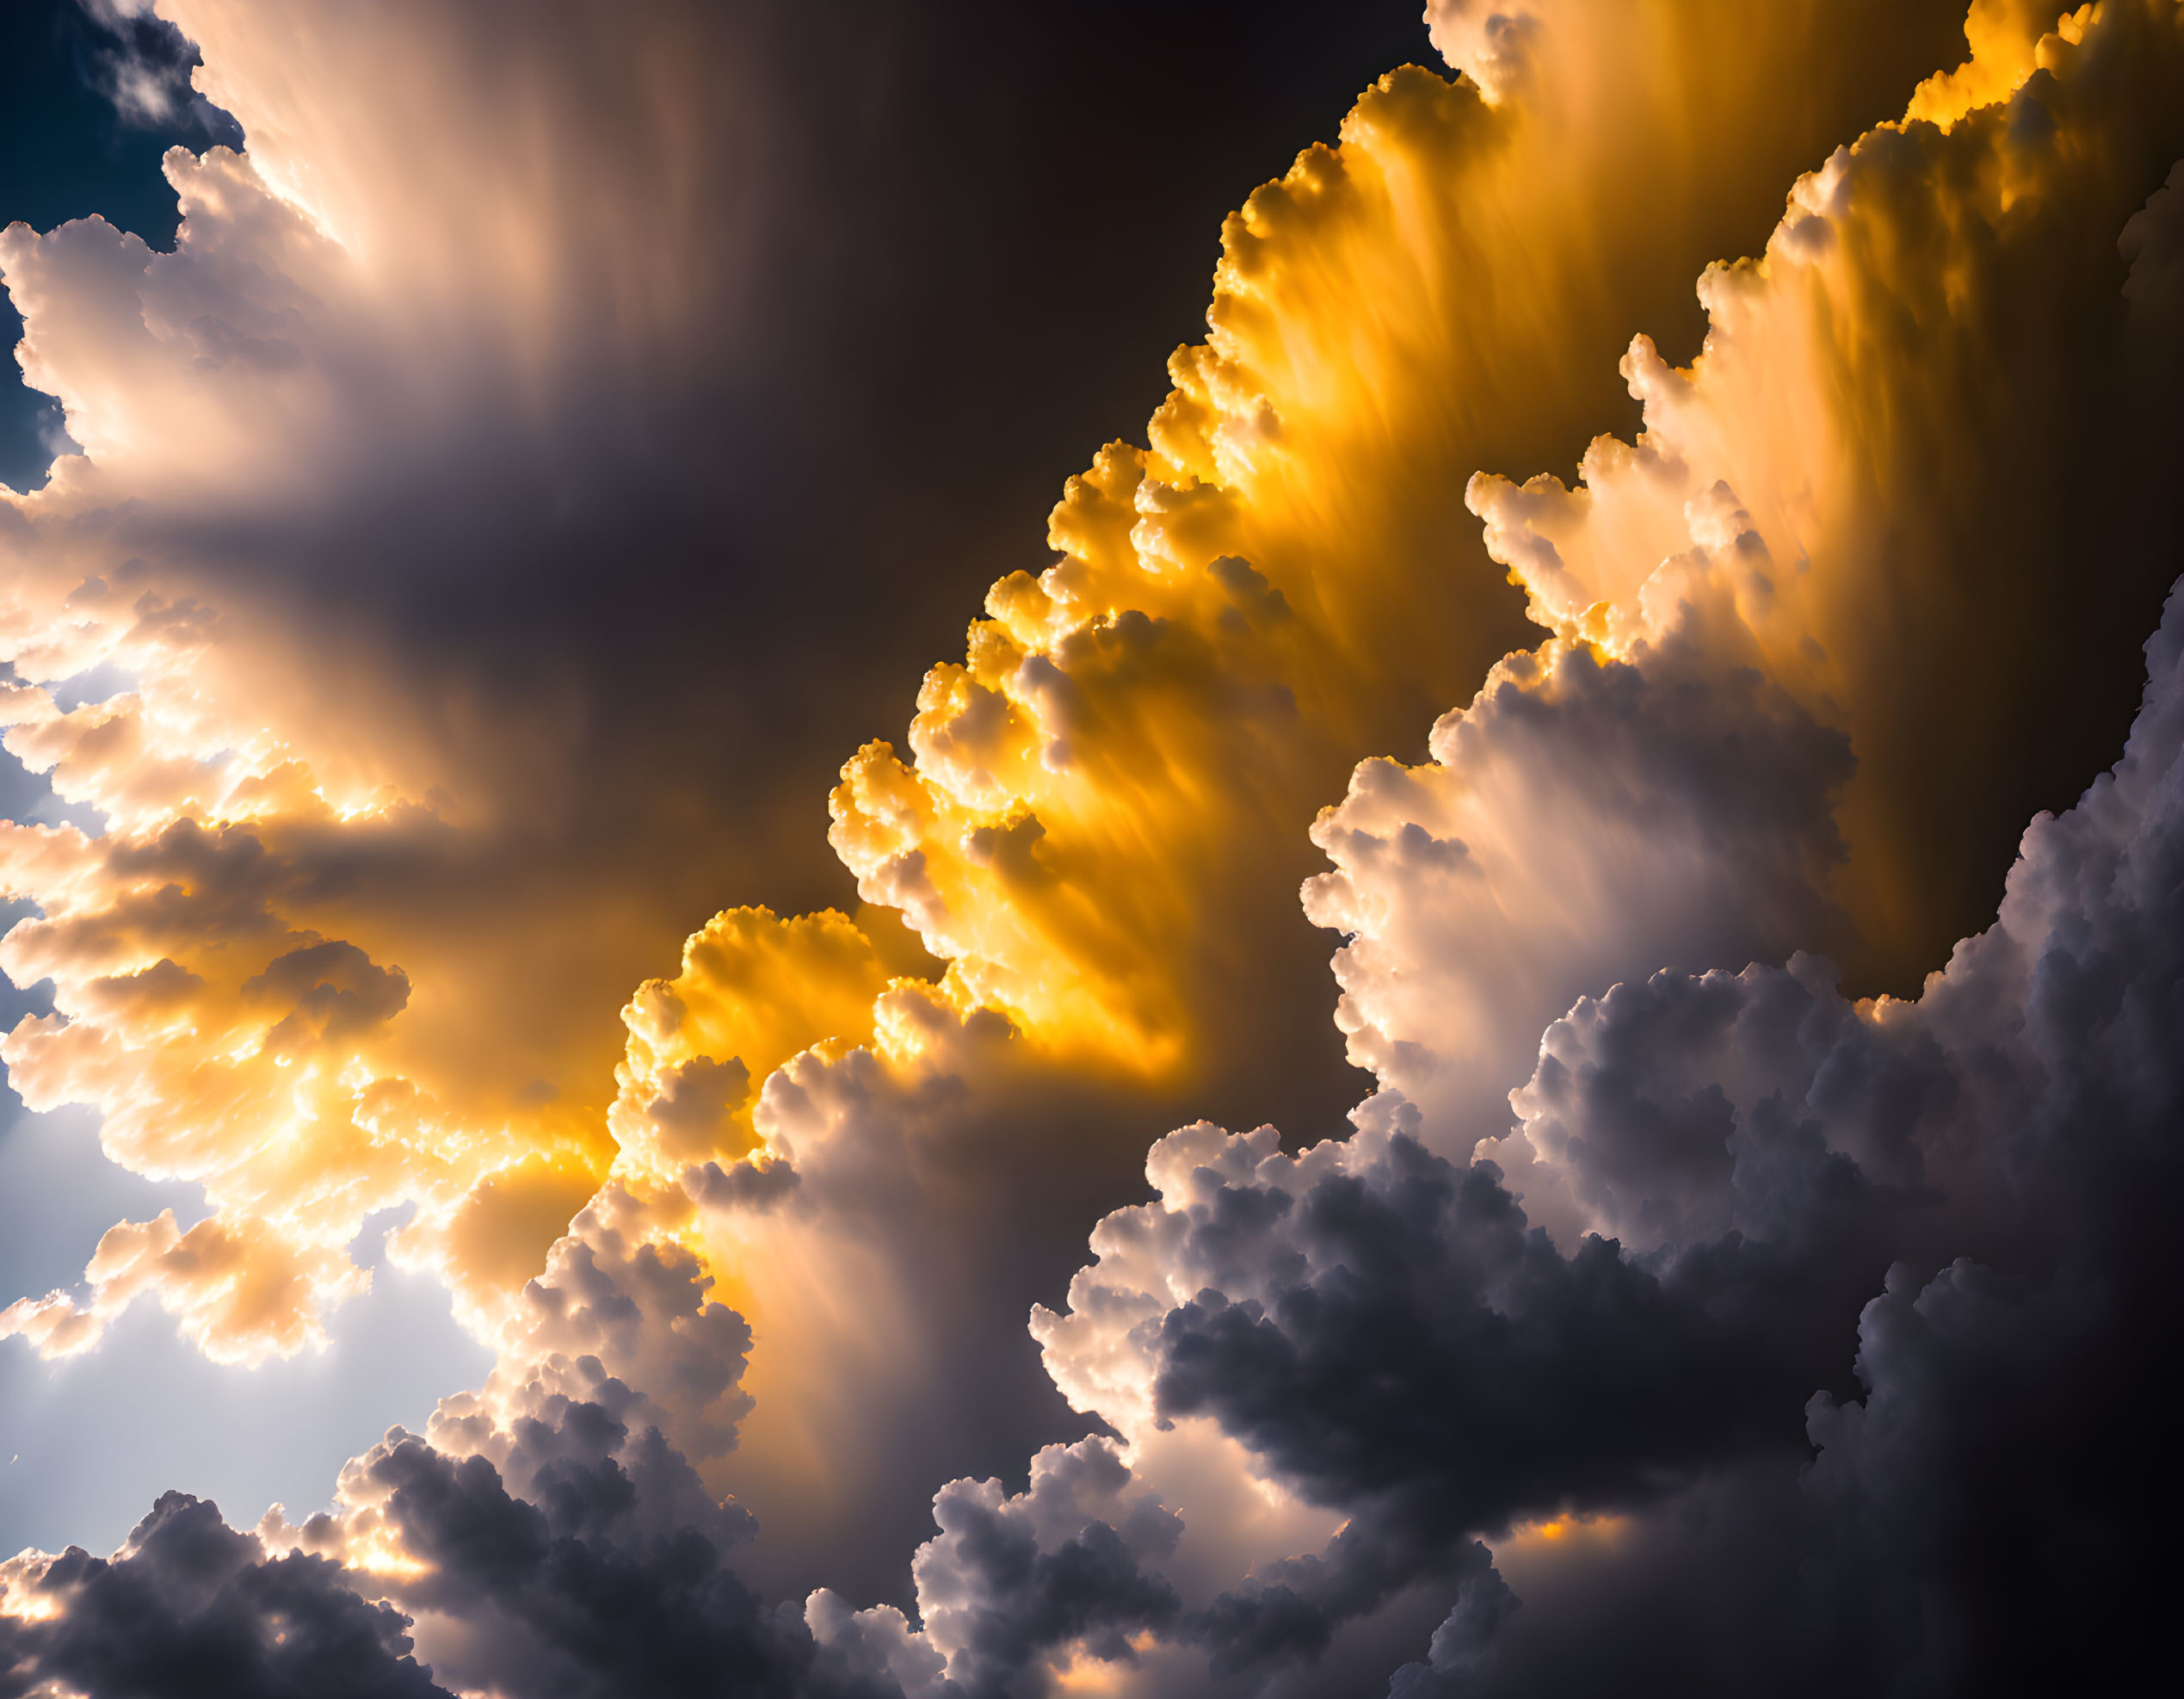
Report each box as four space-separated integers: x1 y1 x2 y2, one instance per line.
0 3 2179 1696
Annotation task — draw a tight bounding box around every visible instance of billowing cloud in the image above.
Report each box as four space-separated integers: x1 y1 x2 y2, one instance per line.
0 0 1975 1428
3 2 2182 1697
0 1489 443 1698
827 0 1977 1098
1318 0 2184 1180
1466 0 2184 987
1302 597 1854 1173
21 534 2168 1692
1021 568 2184 1691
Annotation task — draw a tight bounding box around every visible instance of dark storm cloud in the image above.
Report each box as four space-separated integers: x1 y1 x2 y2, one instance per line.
3 1396 847 1699
1138 1129 1864 1659
355 1415 816 1699
243 940 410 1047
908 1442 1183 1698
0 1491 445 1699
1381 1566 1519 1698
1032 580 2184 1691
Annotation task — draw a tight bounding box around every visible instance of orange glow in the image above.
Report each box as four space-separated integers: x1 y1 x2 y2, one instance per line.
1504 1510 1630 1553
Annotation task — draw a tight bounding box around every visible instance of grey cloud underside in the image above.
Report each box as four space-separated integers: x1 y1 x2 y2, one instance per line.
1145 590 2184 1691
347 1423 805 1699
2 1395 854 1699
0 1492 442 1699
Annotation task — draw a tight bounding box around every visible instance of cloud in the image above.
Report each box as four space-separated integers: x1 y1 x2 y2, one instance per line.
373 3 2184 1685
0 1206 368 1363
899 1438 1182 1696
331 1423 805 1699
0 0 1979 1378
22 0 1980 1583
0 1489 445 1698
3 1394 832 1699
1466 0 2184 990
1303 590 1854 1169
3 3 2183 1697
827 0 1975 1107
1018 565 2184 1689
0 788 614 1359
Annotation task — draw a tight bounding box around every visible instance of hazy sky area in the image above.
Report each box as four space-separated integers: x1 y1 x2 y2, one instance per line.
1 3 2180 1695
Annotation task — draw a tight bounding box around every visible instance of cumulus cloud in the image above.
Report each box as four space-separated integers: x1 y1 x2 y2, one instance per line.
1466 0 2184 988
0 1490 443 1698
1021 571 2184 1690
0 0 1975 1378
324 1418 806 1699
3 1392 843 1699
255 0 1975 1599
1302 591 1854 1171
826 0 1973 1107
5 3 2184 1697
897 1438 1183 1695
1282 0 2184 1202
